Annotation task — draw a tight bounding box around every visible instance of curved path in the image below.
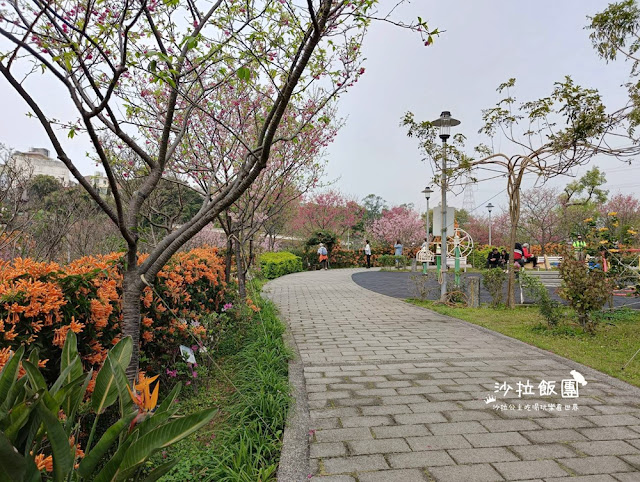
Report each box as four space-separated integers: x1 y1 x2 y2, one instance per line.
265 268 640 482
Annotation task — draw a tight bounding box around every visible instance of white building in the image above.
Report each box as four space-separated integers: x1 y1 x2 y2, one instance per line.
11 148 70 186
84 171 110 196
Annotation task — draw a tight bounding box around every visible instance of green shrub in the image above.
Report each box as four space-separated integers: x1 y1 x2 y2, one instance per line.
482 268 507 307
0 333 215 482
259 251 303 279
559 256 613 333
519 271 564 327
378 254 396 267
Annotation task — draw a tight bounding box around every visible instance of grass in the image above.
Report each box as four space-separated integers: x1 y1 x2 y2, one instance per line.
153 286 291 481
407 299 640 388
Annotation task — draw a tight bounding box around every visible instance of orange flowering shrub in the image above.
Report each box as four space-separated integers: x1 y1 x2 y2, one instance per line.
0 247 225 382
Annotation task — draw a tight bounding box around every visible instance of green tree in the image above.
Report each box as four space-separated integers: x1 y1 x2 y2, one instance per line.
404 77 613 306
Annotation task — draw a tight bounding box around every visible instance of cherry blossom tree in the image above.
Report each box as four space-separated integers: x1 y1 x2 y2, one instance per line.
519 187 564 252
370 205 424 246
291 189 364 237
0 0 434 376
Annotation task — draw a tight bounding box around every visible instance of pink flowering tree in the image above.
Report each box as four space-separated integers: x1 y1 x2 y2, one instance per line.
291 189 364 237
370 206 424 247
0 0 435 376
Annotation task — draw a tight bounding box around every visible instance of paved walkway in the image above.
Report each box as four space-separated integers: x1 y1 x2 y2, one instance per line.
265 268 640 482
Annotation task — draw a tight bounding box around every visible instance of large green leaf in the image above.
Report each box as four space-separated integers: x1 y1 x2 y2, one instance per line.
51 355 81 396
118 408 217 477
3 389 43 441
60 332 82 384
108 357 133 418
0 376 27 423
65 369 93 433
92 433 137 482
0 346 24 407
0 430 26 481
22 361 58 414
77 411 137 477
35 404 73 482
141 459 178 482
91 337 132 414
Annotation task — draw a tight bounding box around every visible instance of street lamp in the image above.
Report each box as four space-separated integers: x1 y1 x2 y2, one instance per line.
432 111 461 301
422 186 433 242
487 202 494 247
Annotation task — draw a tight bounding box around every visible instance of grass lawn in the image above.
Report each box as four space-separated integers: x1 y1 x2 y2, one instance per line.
150 287 291 481
407 299 640 388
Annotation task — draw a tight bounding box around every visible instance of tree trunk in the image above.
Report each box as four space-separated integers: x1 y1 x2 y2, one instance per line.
123 266 143 381
506 173 521 308
224 236 233 284
234 237 246 299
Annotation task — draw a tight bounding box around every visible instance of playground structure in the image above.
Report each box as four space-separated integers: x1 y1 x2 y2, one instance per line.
416 226 474 287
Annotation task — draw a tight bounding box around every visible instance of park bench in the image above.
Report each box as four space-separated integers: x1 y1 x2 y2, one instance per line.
445 256 470 272
521 255 563 270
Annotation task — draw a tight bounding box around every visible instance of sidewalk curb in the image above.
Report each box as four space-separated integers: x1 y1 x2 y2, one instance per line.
263 284 311 482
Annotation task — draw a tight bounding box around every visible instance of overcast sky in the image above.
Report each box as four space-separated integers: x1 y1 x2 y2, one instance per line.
1 0 638 219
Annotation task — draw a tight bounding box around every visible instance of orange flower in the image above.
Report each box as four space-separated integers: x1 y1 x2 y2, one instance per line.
142 331 153 343
34 454 53 472
127 373 160 412
142 317 153 327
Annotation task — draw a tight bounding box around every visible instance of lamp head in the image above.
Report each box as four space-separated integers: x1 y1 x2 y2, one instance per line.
432 111 461 140
487 202 494 213
422 186 433 201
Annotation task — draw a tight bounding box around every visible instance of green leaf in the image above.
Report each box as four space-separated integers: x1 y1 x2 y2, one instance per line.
22 361 58 414
141 459 178 482
0 430 26 481
65 370 92 433
35 404 73 482
237 66 251 82
60 332 82 383
3 389 43 441
118 408 217 476
91 337 132 414
0 346 24 407
93 433 137 482
109 357 133 418
50 355 81 396
77 411 137 477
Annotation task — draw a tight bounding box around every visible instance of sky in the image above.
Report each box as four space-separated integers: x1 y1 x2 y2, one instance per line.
323 0 640 218
1 0 638 220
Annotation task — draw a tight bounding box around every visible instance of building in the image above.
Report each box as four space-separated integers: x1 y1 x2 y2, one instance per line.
84 171 110 196
11 148 70 186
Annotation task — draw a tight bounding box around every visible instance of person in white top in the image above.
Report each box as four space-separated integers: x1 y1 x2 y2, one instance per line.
317 243 328 270
364 240 372 268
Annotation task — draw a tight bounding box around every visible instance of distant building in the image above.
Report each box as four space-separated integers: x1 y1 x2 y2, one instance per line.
85 171 110 196
11 148 70 186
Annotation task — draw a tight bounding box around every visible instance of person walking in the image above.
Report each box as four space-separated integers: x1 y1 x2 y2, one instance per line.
317 243 328 270
394 239 403 268
364 240 372 268
573 235 587 261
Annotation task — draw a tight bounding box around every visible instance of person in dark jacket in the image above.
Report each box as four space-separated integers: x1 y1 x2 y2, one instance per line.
487 248 500 268
499 249 509 268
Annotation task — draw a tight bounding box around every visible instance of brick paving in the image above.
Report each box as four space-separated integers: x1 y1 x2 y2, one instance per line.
265 268 640 481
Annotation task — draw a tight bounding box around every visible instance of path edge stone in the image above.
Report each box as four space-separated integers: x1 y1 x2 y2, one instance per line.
263 283 311 482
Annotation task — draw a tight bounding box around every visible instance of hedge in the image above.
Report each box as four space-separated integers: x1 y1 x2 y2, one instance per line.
260 251 303 279
0 246 226 384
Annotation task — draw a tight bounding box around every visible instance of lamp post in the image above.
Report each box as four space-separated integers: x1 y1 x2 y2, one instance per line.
432 111 461 302
422 186 433 242
487 202 494 247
